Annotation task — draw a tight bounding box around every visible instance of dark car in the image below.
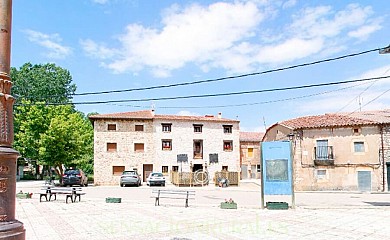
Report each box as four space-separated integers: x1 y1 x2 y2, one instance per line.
62 169 88 187
120 170 142 187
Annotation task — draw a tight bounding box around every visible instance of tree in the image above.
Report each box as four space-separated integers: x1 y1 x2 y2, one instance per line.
14 102 93 181
11 62 76 104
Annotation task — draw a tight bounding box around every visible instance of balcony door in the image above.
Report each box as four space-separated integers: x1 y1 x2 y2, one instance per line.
316 140 329 160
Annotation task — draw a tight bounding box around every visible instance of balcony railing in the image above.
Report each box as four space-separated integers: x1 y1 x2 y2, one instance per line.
313 146 334 166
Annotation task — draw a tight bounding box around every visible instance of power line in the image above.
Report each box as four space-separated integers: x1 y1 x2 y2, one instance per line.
157 81 371 109
42 46 387 97
15 75 390 106
107 80 369 109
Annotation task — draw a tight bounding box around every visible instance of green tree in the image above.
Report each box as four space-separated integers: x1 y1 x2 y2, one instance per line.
14 102 93 181
11 62 76 104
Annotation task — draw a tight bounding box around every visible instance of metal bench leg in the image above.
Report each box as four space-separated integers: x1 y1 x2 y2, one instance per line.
66 195 73 204
40 194 47 202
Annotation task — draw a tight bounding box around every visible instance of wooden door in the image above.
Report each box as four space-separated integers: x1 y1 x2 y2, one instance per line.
143 164 153 182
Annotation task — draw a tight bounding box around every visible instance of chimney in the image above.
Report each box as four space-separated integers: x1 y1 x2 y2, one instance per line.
218 112 222 119
151 109 155 117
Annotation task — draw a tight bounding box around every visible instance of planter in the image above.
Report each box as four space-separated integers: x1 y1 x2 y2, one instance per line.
266 202 288 210
106 197 121 203
16 192 32 199
220 202 237 209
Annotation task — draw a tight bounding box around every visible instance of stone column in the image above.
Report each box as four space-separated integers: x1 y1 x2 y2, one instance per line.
0 0 26 239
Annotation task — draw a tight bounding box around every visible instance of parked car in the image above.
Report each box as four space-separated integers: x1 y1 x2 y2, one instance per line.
62 169 88 187
120 170 142 187
146 172 165 186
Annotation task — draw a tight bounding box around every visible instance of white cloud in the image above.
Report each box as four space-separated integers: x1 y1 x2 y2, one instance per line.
79 39 117 60
295 65 390 114
255 38 323 64
82 2 383 76
23 29 72 59
348 21 382 40
176 110 199 116
282 0 297 9
92 0 109 4
84 1 265 75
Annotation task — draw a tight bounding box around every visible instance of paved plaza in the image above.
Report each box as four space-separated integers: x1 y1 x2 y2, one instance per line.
14 180 390 239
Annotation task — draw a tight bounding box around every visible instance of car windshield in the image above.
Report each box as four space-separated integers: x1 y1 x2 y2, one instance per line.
123 171 137 176
65 170 80 175
151 173 163 177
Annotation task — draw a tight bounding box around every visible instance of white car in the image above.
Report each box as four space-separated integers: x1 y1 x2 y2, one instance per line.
146 172 165 186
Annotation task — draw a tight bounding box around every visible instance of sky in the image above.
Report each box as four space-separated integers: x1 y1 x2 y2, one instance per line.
11 0 390 132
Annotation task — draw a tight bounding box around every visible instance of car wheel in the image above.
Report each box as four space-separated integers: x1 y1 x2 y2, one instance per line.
120 183 124 187
162 183 165 187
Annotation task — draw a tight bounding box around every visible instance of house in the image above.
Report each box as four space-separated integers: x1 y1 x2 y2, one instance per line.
263 110 390 192
89 110 240 185
239 132 263 179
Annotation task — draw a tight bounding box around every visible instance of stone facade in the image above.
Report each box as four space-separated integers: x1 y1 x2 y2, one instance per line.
239 132 263 179
92 119 154 185
263 111 390 192
90 110 240 185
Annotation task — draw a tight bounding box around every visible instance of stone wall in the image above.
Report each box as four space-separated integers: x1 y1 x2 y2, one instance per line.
93 117 240 185
93 119 154 185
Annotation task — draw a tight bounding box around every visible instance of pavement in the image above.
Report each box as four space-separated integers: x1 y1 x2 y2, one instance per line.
14 180 390 240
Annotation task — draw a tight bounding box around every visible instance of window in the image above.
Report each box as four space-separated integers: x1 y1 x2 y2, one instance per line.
256 165 261 172
193 124 203 133
135 125 144 131
107 143 117 152
248 148 254 158
354 142 365 152
222 166 228 171
353 128 361 135
134 143 144 152
316 169 326 179
162 166 168 174
113 166 125 176
223 125 232 133
162 123 172 132
107 124 116 131
223 141 233 151
193 140 203 159
315 140 332 160
162 140 172 150
172 166 178 172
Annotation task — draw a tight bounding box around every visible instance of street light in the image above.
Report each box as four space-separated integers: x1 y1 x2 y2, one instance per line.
379 44 390 54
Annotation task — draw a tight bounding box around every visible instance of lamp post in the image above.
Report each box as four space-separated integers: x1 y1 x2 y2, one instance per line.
379 44 390 54
0 0 25 239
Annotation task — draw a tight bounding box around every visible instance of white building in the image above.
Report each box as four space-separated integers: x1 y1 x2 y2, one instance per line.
89 110 240 185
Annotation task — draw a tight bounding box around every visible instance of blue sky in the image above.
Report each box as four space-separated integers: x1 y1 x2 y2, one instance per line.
11 0 390 132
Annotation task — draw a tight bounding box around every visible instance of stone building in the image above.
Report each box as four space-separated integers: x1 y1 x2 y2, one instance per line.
239 132 263 179
263 110 390 192
89 110 240 185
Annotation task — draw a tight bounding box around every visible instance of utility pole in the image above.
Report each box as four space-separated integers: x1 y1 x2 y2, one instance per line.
0 0 25 239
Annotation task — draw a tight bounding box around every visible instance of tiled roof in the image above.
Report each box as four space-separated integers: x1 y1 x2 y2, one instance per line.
339 109 390 124
88 110 154 120
89 110 239 123
240 132 264 141
279 113 378 130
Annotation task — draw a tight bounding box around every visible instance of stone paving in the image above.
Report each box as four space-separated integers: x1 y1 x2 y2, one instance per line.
14 181 390 240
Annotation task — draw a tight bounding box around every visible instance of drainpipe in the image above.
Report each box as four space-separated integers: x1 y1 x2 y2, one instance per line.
380 125 386 192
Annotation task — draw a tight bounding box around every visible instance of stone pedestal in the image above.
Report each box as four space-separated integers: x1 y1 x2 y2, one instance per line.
0 147 25 239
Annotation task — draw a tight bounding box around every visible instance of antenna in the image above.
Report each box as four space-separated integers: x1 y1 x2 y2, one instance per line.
263 116 267 131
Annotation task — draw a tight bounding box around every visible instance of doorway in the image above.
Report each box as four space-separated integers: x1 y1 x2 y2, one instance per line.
143 164 153 182
192 164 203 172
387 163 390 191
357 171 371 192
